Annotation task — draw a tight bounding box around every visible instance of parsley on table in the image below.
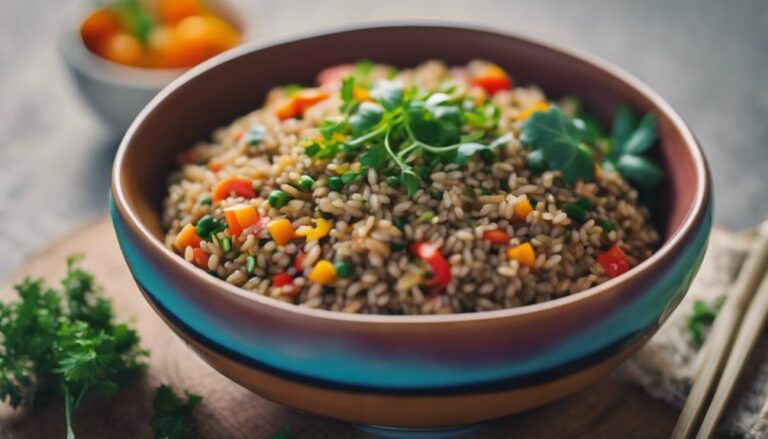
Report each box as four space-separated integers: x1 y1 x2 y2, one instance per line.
687 296 726 345
150 384 203 439
306 75 509 198
0 256 147 439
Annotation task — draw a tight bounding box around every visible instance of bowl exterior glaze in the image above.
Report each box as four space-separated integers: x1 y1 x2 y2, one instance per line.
111 25 712 427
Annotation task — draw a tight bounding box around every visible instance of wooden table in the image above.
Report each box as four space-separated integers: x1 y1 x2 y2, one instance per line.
0 218 679 438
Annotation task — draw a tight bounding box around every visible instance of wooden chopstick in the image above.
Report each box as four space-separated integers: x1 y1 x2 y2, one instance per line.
696 262 768 437
672 224 768 439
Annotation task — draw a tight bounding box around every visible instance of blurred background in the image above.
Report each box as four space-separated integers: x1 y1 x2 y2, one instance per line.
0 0 766 279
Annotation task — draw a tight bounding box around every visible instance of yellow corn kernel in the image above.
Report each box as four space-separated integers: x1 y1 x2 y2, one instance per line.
507 243 536 267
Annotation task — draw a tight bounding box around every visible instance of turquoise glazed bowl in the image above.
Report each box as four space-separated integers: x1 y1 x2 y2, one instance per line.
111 25 711 428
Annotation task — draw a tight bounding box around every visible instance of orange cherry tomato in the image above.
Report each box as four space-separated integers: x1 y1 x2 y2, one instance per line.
100 32 145 66
157 0 205 25
80 8 121 53
161 15 239 68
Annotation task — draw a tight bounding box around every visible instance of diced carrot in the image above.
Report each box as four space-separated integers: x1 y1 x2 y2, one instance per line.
267 219 294 246
471 64 512 95
175 224 201 250
157 0 204 25
208 160 224 172
514 198 533 220
223 204 259 237
212 177 255 203
224 210 242 237
275 99 298 120
293 89 330 115
192 247 210 269
482 229 510 245
516 101 550 122
309 260 336 285
295 218 332 242
80 8 120 52
507 243 536 267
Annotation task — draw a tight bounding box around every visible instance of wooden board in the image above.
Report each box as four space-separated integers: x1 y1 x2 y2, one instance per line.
0 217 680 438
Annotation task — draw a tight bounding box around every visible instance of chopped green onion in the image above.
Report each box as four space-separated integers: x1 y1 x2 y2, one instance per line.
268 190 289 208
334 261 354 278
297 175 315 192
199 197 212 206
419 211 435 223
246 256 256 274
599 220 615 232
221 237 232 252
564 203 587 221
328 176 343 192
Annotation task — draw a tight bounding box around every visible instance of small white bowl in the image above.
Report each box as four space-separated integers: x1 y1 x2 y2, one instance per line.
58 0 256 133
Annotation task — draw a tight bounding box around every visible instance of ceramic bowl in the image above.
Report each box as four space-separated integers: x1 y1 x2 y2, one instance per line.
58 0 255 133
111 25 712 429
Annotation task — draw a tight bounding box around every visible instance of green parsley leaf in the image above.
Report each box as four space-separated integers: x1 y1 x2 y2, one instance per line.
622 113 658 155
616 155 664 190
358 144 388 169
268 425 291 439
400 169 420 197
520 108 595 184
150 384 202 439
687 296 725 345
370 80 404 111
0 257 147 439
350 102 384 135
611 104 636 157
341 168 367 184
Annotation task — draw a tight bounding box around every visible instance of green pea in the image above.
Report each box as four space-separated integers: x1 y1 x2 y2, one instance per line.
328 176 343 192
268 190 289 208
297 175 315 192
386 175 401 188
199 197 212 206
196 215 219 239
334 261 354 279
599 220 616 232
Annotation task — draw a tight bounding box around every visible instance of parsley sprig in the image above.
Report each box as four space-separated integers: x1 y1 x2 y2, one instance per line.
687 296 725 345
307 75 509 197
150 384 203 439
0 256 147 439
520 101 663 189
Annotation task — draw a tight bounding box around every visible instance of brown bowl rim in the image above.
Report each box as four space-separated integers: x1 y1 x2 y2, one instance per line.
112 22 711 325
